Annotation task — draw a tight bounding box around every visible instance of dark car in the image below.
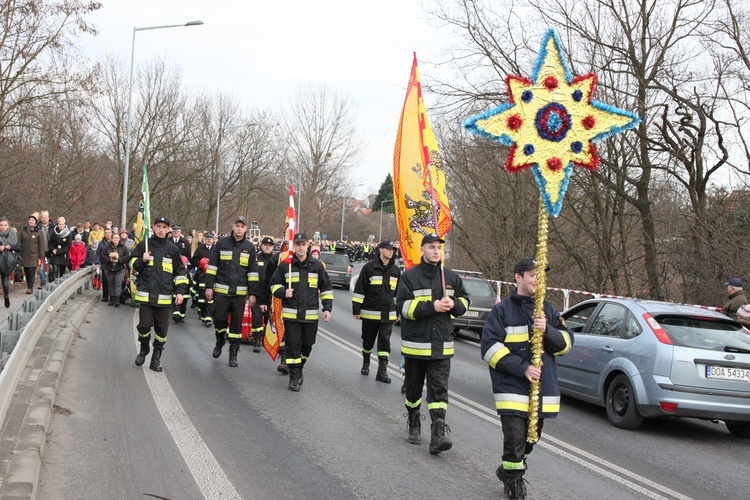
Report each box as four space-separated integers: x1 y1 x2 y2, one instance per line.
319 251 353 289
558 298 750 436
452 272 497 338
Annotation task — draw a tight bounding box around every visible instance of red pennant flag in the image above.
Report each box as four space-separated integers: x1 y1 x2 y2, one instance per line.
263 185 296 360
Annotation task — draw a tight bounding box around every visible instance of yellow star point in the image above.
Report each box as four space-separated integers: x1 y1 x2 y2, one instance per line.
464 28 640 216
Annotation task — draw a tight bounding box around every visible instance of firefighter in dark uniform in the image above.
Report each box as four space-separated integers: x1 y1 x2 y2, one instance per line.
192 257 213 326
205 216 260 367
191 232 215 268
170 225 191 259
130 216 190 372
397 233 469 455
269 233 333 392
252 236 277 352
259 239 285 373
352 239 401 383
170 225 191 322
480 258 572 500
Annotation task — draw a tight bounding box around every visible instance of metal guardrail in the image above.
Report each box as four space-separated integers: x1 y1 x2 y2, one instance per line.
0 267 93 428
491 280 724 313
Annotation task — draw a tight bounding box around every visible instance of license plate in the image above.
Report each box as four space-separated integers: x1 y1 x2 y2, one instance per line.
464 310 479 318
706 365 750 382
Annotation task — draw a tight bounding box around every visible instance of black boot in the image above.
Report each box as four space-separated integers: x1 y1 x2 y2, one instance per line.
108 297 115 306
253 333 262 353
375 357 391 383
277 350 289 374
212 334 225 359
149 348 163 372
429 418 452 455
228 344 239 367
504 475 527 500
406 411 422 444
360 353 370 375
135 341 150 367
298 360 305 386
288 366 300 392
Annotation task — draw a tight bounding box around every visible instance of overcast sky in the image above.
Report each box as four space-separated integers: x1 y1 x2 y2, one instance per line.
79 0 456 198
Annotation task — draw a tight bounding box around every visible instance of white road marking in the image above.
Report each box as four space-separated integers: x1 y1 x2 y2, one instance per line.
318 326 692 500
133 317 244 500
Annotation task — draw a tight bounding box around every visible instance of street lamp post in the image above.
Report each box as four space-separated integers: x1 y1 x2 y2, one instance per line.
297 170 302 233
215 176 222 235
120 20 204 229
379 199 394 241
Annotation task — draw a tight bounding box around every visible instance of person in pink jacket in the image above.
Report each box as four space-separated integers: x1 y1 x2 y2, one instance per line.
68 233 87 271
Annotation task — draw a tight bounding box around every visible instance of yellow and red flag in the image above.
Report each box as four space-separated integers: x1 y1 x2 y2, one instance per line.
263 185 296 360
393 53 452 269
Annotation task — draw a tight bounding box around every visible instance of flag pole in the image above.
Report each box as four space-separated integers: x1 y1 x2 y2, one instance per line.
288 260 292 291
424 159 447 297
143 164 150 253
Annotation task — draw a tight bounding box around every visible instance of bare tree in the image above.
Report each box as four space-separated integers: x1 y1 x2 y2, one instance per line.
282 85 363 233
0 0 101 214
429 0 750 305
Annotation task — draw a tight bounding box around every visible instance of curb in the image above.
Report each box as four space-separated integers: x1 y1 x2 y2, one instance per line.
0 287 98 499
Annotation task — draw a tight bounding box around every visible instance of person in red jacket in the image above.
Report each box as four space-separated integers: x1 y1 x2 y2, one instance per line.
68 233 87 271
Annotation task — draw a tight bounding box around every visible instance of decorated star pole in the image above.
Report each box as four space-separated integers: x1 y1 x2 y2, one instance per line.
464 28 639 443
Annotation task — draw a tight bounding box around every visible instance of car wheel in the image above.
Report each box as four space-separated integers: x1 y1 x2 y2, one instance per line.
725 421 750 438
605 374 643 429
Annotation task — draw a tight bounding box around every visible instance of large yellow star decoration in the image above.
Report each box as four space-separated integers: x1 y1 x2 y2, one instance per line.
464 28 640 217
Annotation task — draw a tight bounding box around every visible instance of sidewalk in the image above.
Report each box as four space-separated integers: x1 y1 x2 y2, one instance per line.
4 279 35 314
1 280 39 330
0 276 99 498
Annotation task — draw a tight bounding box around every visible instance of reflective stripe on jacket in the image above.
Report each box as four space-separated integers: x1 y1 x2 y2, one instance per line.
396 259 470 359
204 233 259 297
480 289 573 418
130 236 189 307
269 254 333 323
352 256 400 323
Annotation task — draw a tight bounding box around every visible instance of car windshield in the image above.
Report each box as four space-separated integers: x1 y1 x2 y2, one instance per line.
463 279 495 298
320 253 350 268
656 315 750 350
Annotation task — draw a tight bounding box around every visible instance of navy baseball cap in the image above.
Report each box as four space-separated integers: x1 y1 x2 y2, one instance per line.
514 258 550 275
154 216 171 227
725 278 743 287
293 233 308 243
420 233 445 246
261 236 275 245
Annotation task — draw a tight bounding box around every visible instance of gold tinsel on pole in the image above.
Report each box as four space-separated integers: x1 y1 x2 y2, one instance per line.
463 27 640 445
527 197 549 444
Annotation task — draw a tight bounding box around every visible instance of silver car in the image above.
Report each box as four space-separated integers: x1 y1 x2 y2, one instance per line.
558 298 750 437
